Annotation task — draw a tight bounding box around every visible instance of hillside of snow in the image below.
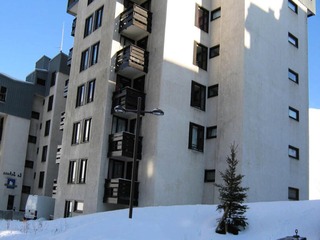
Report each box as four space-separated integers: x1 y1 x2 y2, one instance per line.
0 200 320 240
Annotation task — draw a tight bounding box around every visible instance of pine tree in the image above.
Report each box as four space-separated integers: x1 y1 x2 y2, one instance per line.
215 143 249 235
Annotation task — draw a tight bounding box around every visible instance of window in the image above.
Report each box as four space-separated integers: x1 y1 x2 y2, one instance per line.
289 107 299 121
288 32 298 48
68 160 77 184
288 68 299 84
36 78 46 86
94 6 103 30
41 146 48 162
87 79 95 103
31 111 40 119
44 120 51 136
50 72 56 87
22 185 31 194
208 84 218 98
204 169 215 182
83 118 92 142
80 48 90 71
76 84 85 107
79 159 88 183
209 45 220 58
90 42 99 65
64 200 73 218
84 14 93 37
211 7 221 21
194 42 208 71
72 122 81 144
112 116 128 133
0 86 7 102
288 187 299 200
191 81 206 111
288 145 299 159
47 95 54 111
195 4 209 33
25 160 34 169
207 126 217 139
28 135 37 144
38 171 45 188
74 201 84 213
188 122 204 152
88 0 94 5
288 0 298 13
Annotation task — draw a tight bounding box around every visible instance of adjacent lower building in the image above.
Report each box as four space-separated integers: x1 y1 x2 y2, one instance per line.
53 0 315 218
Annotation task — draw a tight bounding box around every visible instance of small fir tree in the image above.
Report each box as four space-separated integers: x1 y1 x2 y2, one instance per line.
215 143 249 235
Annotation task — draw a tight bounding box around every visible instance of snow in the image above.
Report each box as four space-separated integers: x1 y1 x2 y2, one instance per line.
1 200 320 240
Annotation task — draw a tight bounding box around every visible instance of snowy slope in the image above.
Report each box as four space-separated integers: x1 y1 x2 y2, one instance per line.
0 200 319 240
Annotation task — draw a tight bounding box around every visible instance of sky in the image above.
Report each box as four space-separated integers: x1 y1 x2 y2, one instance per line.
0 1 319 108
0 201 320 239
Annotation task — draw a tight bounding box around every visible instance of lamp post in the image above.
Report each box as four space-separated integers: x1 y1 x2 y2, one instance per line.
114 97 164 219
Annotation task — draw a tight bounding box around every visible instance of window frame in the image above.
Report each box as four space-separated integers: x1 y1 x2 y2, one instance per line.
288 32 299 48
87 79 95 103
67 160 77 184
78 159 88 184
38 171 45 188
76 84 85 107
84 14 94 38
44 120 51 136
74 201 84 213
209 45 220 58
211 7 221 21
90 42 100 66
289 106 299 121
208 84 219 98
195 4 209 33
288 68 299 84
190 81 206 111
288 145 299 159
72 122 81 145
188 122 205 152
194 42 208 71
41 145 48 162
47 95 54 112
288 187 299 200
83 118 92 143
288 0 298 14
0 86 7 102
64 200 73 218
204 169 216 182
94 6 104 30
206 126 217 139
80 48 90 71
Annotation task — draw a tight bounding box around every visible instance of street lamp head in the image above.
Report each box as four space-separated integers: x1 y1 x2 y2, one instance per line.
114 105 126 113
151 108 164 116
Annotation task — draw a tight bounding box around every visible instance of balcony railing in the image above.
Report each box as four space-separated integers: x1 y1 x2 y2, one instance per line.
103 178 139 206
52 179 57 195
119 4 152 40
108 131 142 160
115 45 149 78
60 112 65 130
67 0 79 16
56 145 62 164
112 87 145 114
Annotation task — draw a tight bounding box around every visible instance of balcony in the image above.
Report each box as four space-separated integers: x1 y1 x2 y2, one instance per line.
52 179 57 195
108 132 142 160
67 0 79 16
60 112 65 130
71 18 76 37
103 178 139 206
56 145 62 164
67 48 73 66
119 4 152 40
112 87 145 115
115 45 149 79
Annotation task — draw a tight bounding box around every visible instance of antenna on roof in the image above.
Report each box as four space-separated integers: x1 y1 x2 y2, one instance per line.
60 22 65 52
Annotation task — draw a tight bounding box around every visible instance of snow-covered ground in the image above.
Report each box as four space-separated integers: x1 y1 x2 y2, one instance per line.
0 200 319 240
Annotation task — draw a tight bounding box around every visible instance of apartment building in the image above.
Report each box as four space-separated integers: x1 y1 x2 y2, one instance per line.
0 52 69 212
54 0 315 218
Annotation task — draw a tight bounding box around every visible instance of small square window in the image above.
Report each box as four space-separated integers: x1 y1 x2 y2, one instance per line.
289 107 299 121
204 169 215 182
208 84 218 98
191 81 206 111
288 145 299 159
288 32 299 48
207 126 217 139
74 201 84 213
288 69 299 84
288 187 299 200
209 45 220 58
211 7 221 21
288 0 298 14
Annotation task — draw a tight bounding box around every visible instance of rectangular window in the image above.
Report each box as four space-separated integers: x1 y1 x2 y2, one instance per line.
94 6 103 30
79 159 88 184
188 122 204 152
211 7 221 21
25 160 34 169
288 145 299 159
47 95 54 111
76 84 85 107
74 201 84 213
191 81 206 111
204 169 215 182
90 42 100 66
84 14 93 37
31 111 40 120
87 79 95 103
22 185 31 194
194 42 208 71
207 126 217 139
44 120 51 136
36 78 46 86
80 48 90 71
209 45 220 58
68 160 77 184
83 118 92 143
289 107 299 121
72 122 81 144
208 84 218 98
112 116 128 133
288 32 299 48
41 146 48 162
288 187 299 200
288 0 298 13
28 135 37 144
195 4 209 33
64 200 73 218
0 86 7 102
288 68 299 84
50 72 56 87
38 171 45 188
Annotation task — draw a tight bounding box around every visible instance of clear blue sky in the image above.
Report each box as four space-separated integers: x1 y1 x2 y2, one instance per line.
0 1 319 108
